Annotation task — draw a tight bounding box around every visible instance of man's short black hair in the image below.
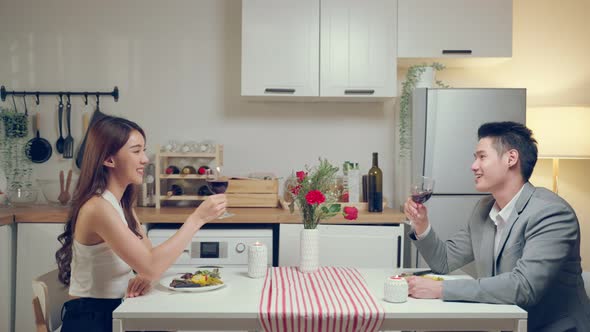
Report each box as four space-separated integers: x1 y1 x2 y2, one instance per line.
478 121 538 182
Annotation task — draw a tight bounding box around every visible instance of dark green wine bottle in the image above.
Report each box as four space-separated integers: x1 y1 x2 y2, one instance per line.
368 152 383 212
166 184 184 197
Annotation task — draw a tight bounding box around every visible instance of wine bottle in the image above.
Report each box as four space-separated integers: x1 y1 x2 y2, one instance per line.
165 165 180 174
197 165 210 175
367 152 383 212
181 166 197 174
166 184 184 197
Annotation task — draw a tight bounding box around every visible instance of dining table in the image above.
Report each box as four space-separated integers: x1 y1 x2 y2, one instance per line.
112 267 527 332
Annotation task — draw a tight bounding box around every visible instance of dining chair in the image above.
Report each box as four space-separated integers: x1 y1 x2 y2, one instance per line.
32 269 69 332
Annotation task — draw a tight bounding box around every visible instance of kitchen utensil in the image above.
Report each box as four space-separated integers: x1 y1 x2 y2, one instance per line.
76 96 107 168
65 169 72 200
38 178 76 206
411 269 433 276
55 98 65 154
57 171 68 205
22 94 29 117
25 113 53 163
63 97 74 158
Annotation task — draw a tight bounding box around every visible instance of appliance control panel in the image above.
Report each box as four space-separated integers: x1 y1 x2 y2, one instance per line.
148 228 273 267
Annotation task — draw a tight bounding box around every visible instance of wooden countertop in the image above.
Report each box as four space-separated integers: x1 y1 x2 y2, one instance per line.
0 210 14 226
8 205 406 225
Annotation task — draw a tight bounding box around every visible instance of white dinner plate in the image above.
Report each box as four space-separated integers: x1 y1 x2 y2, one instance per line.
160 274 226 293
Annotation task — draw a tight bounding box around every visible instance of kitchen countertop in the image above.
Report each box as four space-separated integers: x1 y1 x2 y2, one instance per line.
5 205 406 224
0 211 13 226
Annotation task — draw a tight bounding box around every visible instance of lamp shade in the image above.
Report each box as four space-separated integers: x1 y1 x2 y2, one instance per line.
527 107 590 159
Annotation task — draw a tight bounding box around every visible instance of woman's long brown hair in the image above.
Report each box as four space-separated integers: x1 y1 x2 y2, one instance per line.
56 116 146 285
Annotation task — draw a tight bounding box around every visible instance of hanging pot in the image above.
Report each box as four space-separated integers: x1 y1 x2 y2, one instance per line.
24 113 52 163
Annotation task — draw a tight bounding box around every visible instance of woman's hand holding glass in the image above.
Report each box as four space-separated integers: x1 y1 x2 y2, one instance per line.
189 194 227 226
205 168 234 219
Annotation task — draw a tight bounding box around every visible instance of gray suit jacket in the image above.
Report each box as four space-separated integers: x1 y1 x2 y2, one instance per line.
412 182 590 331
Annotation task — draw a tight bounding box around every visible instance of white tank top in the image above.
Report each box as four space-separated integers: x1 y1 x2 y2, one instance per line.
69 190 134 298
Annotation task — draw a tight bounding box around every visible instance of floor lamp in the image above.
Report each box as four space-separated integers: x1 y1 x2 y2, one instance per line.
527 107 590 194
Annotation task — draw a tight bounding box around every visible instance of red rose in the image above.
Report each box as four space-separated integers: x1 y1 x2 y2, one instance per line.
340 192 349 202
343 206 358 220
296 171 307 183
291 185 301 195
305 190 325 205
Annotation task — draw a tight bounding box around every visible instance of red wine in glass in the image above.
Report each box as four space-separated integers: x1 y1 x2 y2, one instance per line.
405 176 435 227
206 180 228 194
205 168 234 218
411 190 433 204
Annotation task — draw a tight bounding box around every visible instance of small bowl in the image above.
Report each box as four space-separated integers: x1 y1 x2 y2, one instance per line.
38 179 74 207
6 187 38 207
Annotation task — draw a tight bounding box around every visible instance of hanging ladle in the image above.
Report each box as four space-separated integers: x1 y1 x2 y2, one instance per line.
55 95 65 154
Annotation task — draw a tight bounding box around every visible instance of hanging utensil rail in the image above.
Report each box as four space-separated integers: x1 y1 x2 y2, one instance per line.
0 85 119 104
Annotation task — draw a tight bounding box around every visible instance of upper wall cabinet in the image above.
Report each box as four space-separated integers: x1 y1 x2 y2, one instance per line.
397 0 512 58
241 0 397 98
320 0 397 97
241 0 320 97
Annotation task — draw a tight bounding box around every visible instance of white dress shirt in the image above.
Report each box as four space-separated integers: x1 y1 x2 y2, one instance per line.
488 184 525 255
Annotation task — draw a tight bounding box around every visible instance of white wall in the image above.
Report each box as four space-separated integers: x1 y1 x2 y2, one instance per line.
0 0 398 206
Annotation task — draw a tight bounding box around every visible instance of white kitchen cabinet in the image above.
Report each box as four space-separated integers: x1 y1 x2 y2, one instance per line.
279 223 407 268
15 223 64 332
398 0 512 58
242 0 397 98
241 0 320 97
320 0 397 97
0 223 15 332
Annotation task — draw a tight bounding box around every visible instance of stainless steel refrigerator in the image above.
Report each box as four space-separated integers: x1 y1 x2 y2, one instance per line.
411 88 526 271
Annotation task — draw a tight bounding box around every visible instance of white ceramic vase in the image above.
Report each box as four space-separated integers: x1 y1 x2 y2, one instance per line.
415 66 435 88
299 228 319 273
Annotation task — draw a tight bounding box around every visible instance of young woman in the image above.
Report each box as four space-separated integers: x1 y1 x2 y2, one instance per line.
55 116 227 332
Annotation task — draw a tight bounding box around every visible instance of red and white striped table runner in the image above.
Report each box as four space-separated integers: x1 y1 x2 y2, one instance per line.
259 267 384 332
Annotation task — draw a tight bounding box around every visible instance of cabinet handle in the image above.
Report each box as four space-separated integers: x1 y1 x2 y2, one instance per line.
344 89 375 95
396 235 401 268
442 49 473 55
264 88 296 94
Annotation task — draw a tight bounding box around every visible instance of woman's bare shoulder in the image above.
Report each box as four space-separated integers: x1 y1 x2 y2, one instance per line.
78 195 120 225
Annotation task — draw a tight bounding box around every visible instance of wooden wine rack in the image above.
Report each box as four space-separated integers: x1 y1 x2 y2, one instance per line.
154 144 224 209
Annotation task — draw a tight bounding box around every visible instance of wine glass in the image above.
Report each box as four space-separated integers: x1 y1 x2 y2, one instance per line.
410 176 435 204
205 167 234 219
405 176 435 226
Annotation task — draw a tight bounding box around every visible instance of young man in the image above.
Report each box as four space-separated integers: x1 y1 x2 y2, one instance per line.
404 121 590 331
